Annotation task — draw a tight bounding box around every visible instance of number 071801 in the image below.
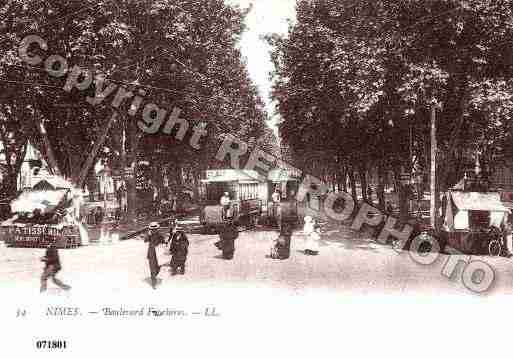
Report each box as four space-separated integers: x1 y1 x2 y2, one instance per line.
35 340 67 349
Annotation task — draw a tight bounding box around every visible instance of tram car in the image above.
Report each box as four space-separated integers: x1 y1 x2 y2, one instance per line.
199 170 267 232
267 168 301 226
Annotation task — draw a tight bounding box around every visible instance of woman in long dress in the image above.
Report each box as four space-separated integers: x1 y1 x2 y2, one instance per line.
304 222 321 256
303 215 314 248
303 216 314 233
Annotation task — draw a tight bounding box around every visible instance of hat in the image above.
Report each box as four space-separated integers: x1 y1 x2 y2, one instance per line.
148 222 160 230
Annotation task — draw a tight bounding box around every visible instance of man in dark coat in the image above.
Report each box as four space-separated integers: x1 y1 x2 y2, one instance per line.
169 231 189 275
168 220 190 275
144 222 165 289
276 221 293 259
40 242 71 293
215 222 238 260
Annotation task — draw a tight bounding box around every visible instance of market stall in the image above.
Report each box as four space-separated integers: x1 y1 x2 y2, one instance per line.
1 180 89 248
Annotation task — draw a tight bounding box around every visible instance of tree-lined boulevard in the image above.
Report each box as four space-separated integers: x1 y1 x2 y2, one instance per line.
2 0 513 295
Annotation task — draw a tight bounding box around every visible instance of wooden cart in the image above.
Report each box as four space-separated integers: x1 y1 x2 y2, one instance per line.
440 190 510 255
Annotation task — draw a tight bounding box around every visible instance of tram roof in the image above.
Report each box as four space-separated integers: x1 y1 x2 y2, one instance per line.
267 168 301 182
202 169 266 183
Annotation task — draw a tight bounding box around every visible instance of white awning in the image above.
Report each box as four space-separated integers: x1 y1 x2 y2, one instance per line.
450 191 510 212
10 189 69 214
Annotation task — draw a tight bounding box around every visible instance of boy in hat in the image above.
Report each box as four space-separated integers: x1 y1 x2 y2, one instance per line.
145 222 165 289
40 242 71 293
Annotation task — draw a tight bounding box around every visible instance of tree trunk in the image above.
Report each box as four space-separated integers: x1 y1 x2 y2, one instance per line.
0 130 28 196
394 168 409 222
86 167 97 202
340 165 347 192
120 113 127 221
126 117 138 223
152 161 164 202
174 163 183 187
377 162 386 210
35 117 61 176
348 170 357 201
360 167 368 202
9 140 28 195
192 169 200 200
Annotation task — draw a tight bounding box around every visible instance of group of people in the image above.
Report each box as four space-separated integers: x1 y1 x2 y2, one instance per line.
144 220 190 289
142 214 322 289
268 215 322 257
144 218 240 289
39 215 322 292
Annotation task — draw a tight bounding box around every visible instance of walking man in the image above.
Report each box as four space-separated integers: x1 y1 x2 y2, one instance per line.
215 221 239 260
220 192 231 220
40 242 71 293
168 219 190 275
144 222 165 289
271 188 281 226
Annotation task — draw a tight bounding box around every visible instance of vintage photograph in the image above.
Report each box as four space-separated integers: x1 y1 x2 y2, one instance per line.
1 0 513 356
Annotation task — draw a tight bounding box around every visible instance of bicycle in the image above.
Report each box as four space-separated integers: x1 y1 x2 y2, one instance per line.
487 227 503 257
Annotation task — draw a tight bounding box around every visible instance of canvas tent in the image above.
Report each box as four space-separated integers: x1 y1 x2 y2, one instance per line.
443 191 510 231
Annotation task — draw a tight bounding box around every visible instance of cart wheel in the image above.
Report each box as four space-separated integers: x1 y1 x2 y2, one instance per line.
418 240 433 254
489 240 501 257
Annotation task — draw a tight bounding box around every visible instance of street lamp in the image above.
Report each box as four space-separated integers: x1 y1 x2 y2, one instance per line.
430 98 442 229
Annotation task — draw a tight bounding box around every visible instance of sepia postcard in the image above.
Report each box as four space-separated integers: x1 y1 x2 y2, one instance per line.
1 0 512 357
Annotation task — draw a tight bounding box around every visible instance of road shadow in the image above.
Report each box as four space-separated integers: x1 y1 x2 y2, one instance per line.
192 236 219 244
264 254 288 260
253 225 281 233
41 287 71 296
339 242 379 252
142 277 163 288
213 254 235 260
